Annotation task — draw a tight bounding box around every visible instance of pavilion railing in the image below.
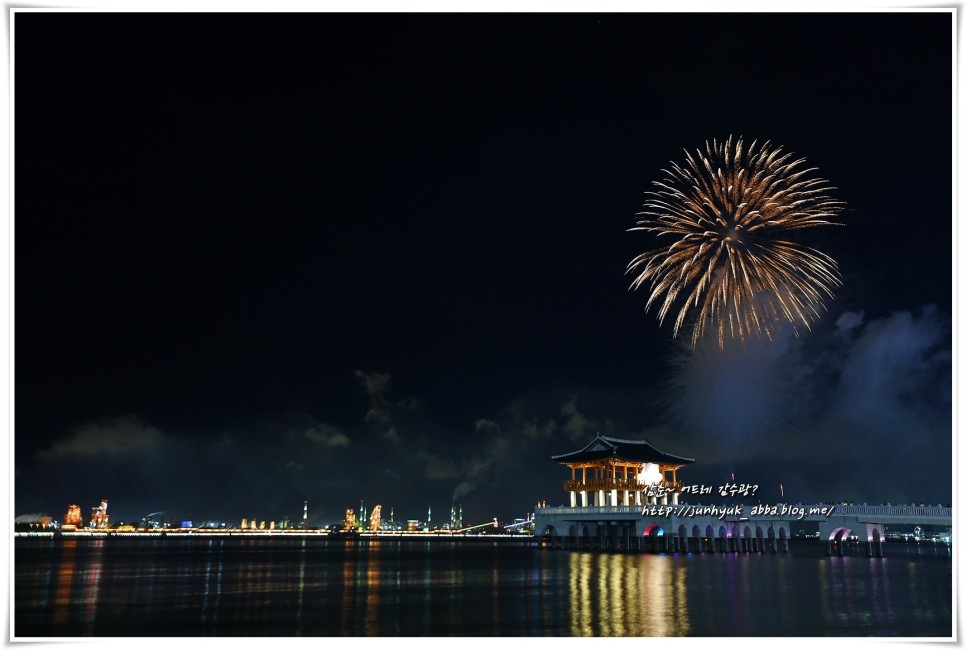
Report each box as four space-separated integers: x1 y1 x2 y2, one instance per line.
563 479 684 493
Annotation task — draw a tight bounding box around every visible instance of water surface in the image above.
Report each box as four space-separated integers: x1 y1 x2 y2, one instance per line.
14 537 952 637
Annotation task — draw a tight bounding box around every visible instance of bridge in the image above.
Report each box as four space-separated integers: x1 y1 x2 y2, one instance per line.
534 503 951 557
818 504 951 556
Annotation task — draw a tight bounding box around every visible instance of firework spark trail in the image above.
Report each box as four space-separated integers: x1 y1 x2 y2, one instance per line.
628 135 844 347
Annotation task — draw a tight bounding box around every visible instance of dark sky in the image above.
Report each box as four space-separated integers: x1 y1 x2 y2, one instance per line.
14 12 953 526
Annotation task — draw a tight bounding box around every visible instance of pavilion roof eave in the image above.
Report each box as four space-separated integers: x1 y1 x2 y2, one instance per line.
550 433 695 466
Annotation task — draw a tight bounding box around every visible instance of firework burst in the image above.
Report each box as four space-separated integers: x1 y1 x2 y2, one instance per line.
628 135 844 347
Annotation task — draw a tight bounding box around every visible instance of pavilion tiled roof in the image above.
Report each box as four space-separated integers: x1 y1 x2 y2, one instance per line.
551 433 695 466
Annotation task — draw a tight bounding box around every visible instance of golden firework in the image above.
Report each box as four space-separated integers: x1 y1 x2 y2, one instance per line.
628 136 843 347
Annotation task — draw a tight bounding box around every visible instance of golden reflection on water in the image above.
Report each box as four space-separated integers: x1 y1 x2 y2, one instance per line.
568 552 690 636
364 541 381 636
341 544 354 634
51 540 77 627
79 540 103 633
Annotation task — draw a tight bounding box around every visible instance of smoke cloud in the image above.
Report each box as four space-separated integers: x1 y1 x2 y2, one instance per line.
664 305 951 502
303 422 351 448
356 370 401 442
37 415 163 460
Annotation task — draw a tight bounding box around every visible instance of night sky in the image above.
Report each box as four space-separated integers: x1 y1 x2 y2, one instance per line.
14 11 953 527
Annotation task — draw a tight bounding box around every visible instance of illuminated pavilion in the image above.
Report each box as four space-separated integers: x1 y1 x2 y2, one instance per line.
551 434 695 508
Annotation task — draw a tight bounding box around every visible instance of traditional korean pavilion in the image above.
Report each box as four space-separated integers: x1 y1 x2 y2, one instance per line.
552 433 695 507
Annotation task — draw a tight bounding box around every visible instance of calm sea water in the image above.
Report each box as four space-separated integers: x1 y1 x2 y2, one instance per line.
14 536 952 637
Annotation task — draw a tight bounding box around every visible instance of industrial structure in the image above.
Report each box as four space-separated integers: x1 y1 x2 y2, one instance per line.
89 499 110 529
63 504 82 528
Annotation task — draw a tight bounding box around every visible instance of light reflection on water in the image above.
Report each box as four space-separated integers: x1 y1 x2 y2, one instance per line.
567 552 691 636
14 538 951 637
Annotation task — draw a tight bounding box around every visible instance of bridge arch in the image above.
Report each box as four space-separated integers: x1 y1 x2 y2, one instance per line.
541 525 558 549
829 526 853 542
827 526 852 556
642 523 664 537
642 523 664 553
